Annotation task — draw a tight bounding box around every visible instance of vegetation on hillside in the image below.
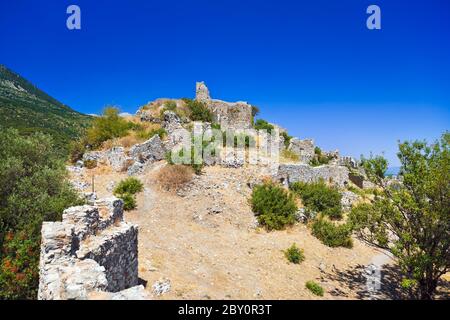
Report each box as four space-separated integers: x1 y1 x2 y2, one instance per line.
0 65 92 155
113 177 144 211
349 132 450 300
69 107 166 163
0 129 83 299
290 180 343 220
251 181 297 230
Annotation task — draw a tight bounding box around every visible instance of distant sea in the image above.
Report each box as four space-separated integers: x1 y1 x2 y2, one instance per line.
386 167 401 176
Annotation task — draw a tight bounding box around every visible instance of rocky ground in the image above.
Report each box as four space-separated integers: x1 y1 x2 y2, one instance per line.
70 162 401 300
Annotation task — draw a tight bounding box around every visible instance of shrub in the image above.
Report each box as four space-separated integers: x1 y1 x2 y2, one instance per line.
284 244 305 264
113 177 144 195
157 165 194 191
281 131 292 148
290 180 343 220
69 138 87 163
86 107 133 148
184 98 212 122
311 218 353 248
83 159 97 169
305 281 324 296
120 193 137 211
0 129 82 299
254 119 274 133
310 147 333 166
251 182 297 230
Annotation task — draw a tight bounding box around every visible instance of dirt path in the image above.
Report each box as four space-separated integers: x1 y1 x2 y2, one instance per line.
122 165 385 300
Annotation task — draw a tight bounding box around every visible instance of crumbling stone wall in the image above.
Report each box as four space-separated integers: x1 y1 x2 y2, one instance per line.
38 198 148 300
275 163 350 188
288 138 315 163
195 82 252 130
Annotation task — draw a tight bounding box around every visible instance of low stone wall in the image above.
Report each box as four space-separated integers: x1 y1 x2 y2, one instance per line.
38 197 148 300
275 163 350 188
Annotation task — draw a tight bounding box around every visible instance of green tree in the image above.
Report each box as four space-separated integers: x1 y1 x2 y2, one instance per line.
349 133 450 299
86 106 132 147
0 128 82 299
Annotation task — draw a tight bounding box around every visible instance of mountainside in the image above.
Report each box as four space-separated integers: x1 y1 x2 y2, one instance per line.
0 64 91 151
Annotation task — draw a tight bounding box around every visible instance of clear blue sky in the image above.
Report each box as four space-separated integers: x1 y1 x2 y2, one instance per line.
1 0 449 165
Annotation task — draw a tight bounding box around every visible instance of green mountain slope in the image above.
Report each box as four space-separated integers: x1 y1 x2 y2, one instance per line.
0 64 91 151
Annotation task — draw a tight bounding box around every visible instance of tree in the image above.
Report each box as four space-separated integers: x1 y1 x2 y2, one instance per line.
349 132 450 299
0 128 82 299
86 106 132 147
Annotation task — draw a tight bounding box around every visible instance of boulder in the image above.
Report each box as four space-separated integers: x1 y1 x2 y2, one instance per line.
129 135 165 163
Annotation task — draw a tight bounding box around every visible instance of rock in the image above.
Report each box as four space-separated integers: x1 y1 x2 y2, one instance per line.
127 161 145 176
162 111 182 134
76 160 84 168
71 180 90 191
106 181 116 193
152 279 171 296
288 138 315 163
83 151 107 164
106 147 133 172
221 150 244 168
341 191 359 210
129 135 165 164
110 285 149 300
294 208 308 223
83 192 97 204
207 205 223 215
139 110 162 123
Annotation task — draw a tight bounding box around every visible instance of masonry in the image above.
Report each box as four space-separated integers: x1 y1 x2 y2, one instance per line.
195 81 253 130
38 197 148 300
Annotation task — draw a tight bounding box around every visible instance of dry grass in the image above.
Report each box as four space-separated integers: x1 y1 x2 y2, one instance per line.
99 122 163 151
280 149 300 163
156 165 194 191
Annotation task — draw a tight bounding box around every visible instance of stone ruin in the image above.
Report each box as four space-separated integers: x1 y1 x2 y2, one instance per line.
195 81 253 130
38 197 149 300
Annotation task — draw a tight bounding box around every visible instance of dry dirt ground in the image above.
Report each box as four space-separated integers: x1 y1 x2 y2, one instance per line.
75 162 402 300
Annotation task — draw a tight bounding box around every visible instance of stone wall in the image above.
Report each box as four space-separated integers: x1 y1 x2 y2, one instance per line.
195 81 252 130
288 138 315 163
38 197 148 300
275 163 350 188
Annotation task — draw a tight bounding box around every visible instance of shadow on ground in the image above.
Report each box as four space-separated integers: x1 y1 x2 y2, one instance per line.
324 263 450 300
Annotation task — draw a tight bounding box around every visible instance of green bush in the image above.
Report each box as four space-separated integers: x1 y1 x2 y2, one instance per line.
254 119 274 133
281 131 293 148
0 129 83 299
86 107 134 148
311 218 353 248
69 138 88 163
251 182 297 230
184 99 212 122
310 147 333 166
113 178 143 211
114 177 144 195
120 193 137 211
290 180 343 219
284 244 305 264
305 281 324 296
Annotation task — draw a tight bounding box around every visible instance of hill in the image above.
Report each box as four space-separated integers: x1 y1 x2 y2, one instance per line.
0 64 91 152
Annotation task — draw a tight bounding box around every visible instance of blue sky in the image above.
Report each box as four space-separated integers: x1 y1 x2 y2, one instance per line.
1 0 449 165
